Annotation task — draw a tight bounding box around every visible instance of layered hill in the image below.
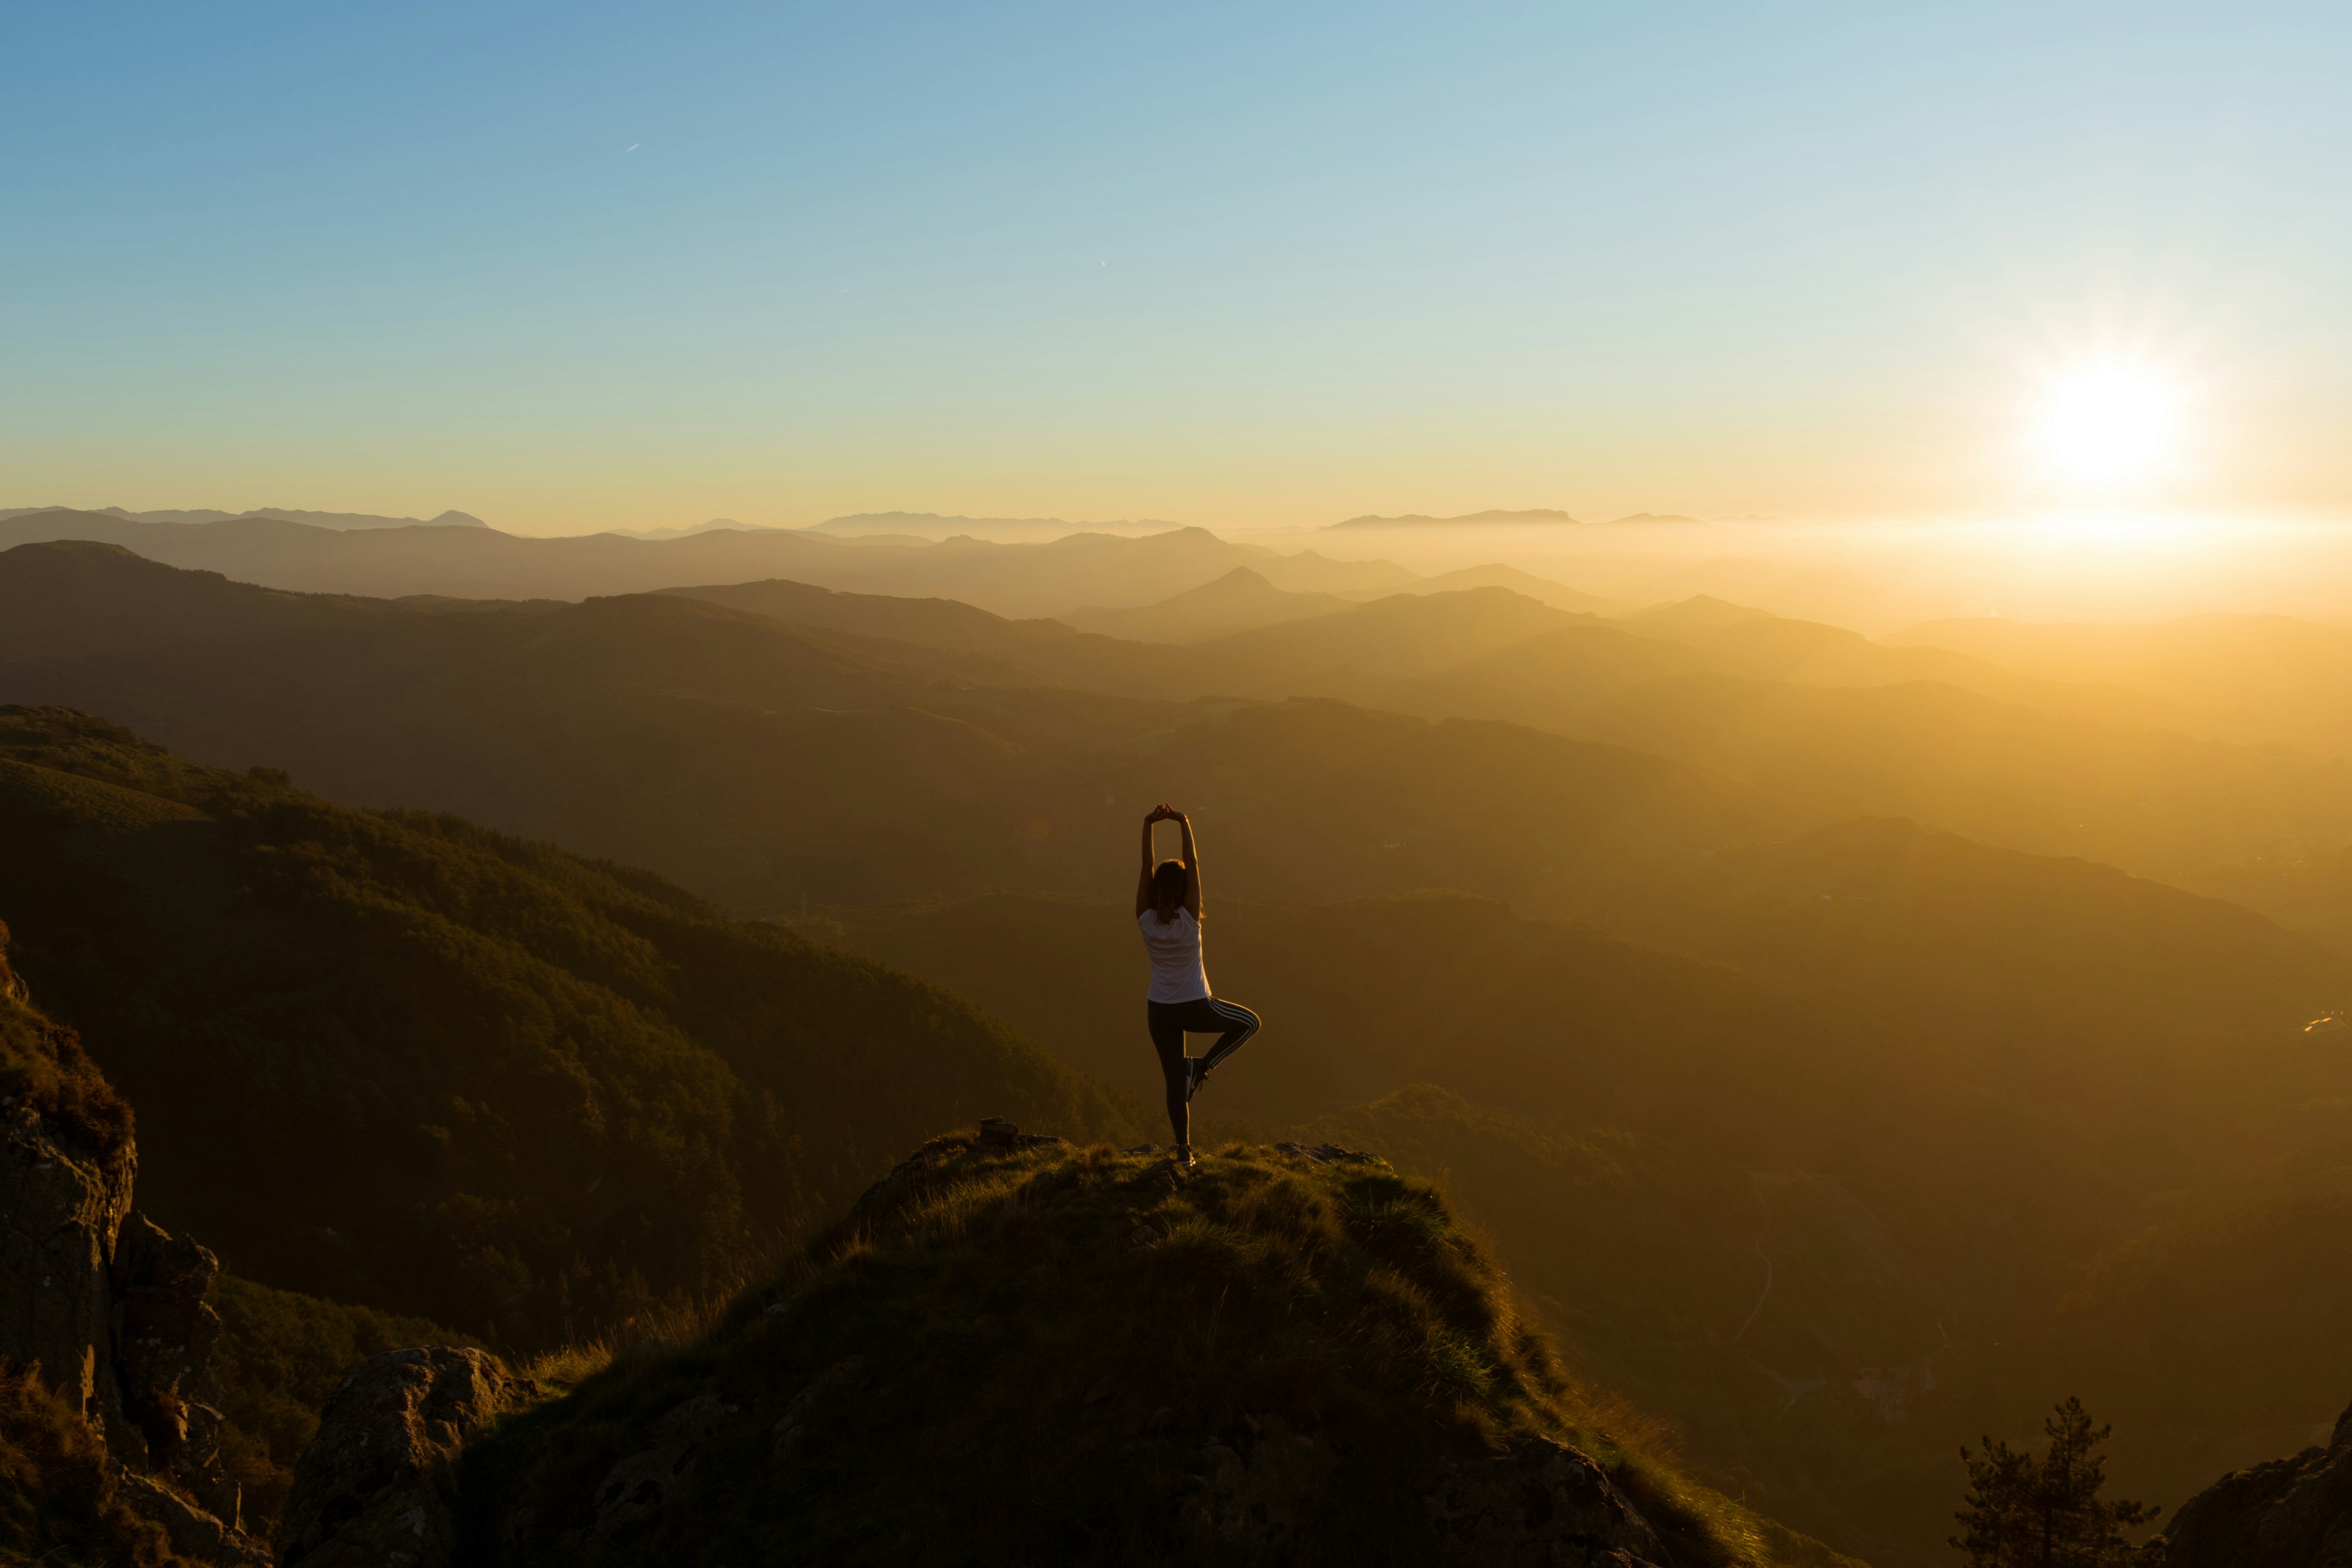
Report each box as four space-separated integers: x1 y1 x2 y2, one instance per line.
0 505 486 530
657 573 1272 700
1576 673 2352 884
0 543 1773 915
0 511 1413 614
1888 612 2352 757
1351 561 1632 615
15 538 2352 942
1192 584 1587 679
1329 507 1581 527
0 706 1127 1343
1063 566 1354 642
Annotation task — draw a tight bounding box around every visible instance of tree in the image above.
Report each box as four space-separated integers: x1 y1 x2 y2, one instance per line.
1951 1397 2161 1566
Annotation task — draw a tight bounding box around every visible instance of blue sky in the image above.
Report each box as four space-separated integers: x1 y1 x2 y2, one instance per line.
5 1 2346 532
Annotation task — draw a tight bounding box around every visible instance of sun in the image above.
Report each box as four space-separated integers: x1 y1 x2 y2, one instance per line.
2039 365 2183 484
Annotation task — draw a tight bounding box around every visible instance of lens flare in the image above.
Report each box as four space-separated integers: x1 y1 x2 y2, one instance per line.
2040 366 2181 483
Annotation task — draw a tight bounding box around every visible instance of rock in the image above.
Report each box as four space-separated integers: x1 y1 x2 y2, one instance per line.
2157 1397 2352 1568
771 1356 868 1466
0 954 254 1553
1425 1436 1668 1566
1190 1418 1337 1551
0 1093 135 1427
572 1392 733 1550
115 1464 271 1565
276 1346 534 1568
110 1211 226 1477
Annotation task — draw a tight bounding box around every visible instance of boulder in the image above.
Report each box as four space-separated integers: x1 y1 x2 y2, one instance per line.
1425 1436 1668 1567
1191 1417 1338 1552
770 1356 867 1467
115 1464 270 1566
111 1208 236 1517
2158 1397 2352 1568
574 1392 733 1548
0 942 252 1557
277 1346 535 1568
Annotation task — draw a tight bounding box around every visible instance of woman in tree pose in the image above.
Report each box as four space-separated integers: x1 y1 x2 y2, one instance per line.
1136 805 1260 1167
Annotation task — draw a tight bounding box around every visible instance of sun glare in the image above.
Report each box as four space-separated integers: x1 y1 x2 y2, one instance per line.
2040 365 2182 484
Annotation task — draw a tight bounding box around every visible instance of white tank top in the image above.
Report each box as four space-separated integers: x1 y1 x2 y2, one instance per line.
1139 908 1210 1004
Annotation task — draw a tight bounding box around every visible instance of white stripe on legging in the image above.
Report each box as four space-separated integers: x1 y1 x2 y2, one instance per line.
1201 998 1259 1069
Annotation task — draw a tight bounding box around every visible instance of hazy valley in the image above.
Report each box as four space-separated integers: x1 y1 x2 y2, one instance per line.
2 506 2349 1564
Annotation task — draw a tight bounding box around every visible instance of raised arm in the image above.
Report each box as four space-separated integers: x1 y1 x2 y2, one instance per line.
1136 808 1160 916
1176 811 1202 918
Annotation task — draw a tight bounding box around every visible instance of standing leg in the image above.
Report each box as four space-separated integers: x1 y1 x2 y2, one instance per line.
1147 1002 1189 1147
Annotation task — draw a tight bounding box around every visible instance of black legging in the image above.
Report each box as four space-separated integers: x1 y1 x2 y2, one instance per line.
1146 996 1260 1145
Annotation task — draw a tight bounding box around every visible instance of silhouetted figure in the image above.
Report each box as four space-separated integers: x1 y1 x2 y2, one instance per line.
1136 805 1260 1168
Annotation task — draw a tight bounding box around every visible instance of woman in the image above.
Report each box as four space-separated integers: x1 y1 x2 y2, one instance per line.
1136 804 1260 1167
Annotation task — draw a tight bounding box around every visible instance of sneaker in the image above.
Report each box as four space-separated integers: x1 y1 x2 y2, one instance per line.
1175 1145 1196 1169
1185 1059 1207 1103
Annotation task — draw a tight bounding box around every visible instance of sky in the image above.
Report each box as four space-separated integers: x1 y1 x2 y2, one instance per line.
5 1 2348 536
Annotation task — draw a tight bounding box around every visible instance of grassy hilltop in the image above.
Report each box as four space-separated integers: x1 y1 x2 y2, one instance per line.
461 1129 1857 1568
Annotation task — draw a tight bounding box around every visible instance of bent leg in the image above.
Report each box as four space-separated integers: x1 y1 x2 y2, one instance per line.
1197 997 1260 1076
1146 1002 1189 1146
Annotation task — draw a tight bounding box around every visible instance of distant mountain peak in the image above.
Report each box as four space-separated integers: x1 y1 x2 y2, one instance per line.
1328 508 1578 528
1622 593 1774 626
1600 512 1704 526
0 505 488 530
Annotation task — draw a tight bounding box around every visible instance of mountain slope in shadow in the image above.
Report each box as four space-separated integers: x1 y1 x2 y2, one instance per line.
0 706 1127 1343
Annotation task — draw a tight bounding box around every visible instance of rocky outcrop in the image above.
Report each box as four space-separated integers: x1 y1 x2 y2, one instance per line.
0 1088 135 1428
575 1392 733 1549
116 1463 270 1565
1425 1436 1668 1567
277 1346 535 1568
111 1210 245 1526
2158 1397 2352 1568
0 962 260 1562
1192 1417 1339 1552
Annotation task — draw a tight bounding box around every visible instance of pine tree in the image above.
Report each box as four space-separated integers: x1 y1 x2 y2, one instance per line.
1951 1397 2162 1566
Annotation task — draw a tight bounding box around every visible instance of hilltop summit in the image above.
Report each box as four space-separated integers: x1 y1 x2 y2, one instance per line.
421 1123 1846 1567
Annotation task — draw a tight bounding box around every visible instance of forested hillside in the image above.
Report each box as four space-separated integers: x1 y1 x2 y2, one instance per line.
0 706 1125 1345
